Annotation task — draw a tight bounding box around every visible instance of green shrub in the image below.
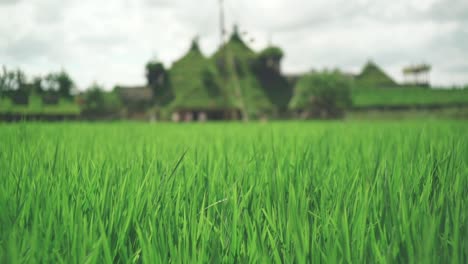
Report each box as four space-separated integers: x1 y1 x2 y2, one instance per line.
290 70 352 118
81 83 122 116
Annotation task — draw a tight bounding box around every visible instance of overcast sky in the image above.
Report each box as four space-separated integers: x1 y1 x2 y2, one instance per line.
0 0 467 89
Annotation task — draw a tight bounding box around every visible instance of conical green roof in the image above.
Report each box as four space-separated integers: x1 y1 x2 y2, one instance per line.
211 28 275 116
168 39 235 110
355 61 397 88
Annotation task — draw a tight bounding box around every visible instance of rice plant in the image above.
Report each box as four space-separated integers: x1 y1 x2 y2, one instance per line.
0 121 467 263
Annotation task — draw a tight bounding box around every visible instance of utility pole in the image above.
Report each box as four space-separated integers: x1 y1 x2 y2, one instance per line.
219 0 226 46
218 0 249 121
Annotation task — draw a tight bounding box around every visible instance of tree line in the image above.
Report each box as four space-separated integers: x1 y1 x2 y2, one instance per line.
0 66 75 105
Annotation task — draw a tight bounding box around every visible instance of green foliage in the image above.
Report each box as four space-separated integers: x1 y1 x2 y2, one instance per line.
290 70 352 118
145 61 173 106
252 47 292 113
1 66 75 106
0 66 27 93
258 47 284 61
252 47 284 74
31 76 45 94
43 70 75 99
0 121 467 262
145 62 166 87
81 83 122 115
0 67 29 104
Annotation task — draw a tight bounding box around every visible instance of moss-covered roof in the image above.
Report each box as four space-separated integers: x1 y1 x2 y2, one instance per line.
210 29 275 116
355 61 397 88
251 46 292 113
168 39 235 110
166 30 281 116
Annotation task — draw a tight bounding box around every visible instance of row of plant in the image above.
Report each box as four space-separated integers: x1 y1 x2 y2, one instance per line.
1 121 467 262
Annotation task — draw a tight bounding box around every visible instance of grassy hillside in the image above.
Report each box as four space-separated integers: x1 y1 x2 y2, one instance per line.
1 121 467 262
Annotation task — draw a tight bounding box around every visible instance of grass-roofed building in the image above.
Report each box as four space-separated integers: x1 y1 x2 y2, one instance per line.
355 61 398 88
211 26 276 119
156 26 293 121
252 46 293 115
114 85 154 119
168 38 240 121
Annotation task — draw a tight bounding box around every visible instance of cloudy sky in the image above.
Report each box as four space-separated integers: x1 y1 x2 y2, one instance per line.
0 0 467 89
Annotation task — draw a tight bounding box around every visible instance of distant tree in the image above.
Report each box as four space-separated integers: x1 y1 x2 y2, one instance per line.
31 76 45 94
289 70 352 118
251 47 292 114
145 62 166 87
145 61 173 106
0 67 27 93
0 67 12 95
82 84 104 113
56 71 74 98
251 47 284 74
0 67 29 104
43 74 59 92
81 83 122 116
44 70 75 99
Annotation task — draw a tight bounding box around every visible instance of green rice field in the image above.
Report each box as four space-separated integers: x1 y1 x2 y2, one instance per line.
1 121 467 263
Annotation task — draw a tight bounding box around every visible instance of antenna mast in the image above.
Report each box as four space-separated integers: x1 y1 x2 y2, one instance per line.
218 0 249 121
219 0 226 46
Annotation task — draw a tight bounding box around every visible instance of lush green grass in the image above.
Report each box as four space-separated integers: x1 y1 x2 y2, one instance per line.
352 87 468 107
1 121 467 263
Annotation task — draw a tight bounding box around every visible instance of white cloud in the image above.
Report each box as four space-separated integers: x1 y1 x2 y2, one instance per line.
0 0 467 89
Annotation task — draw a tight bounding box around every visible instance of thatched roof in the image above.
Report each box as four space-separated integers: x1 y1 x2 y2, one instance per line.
355 61 397 88
164 29 288 116
403 64 431 74
210 28 275 116
168 39 236 110
116 86 153 104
